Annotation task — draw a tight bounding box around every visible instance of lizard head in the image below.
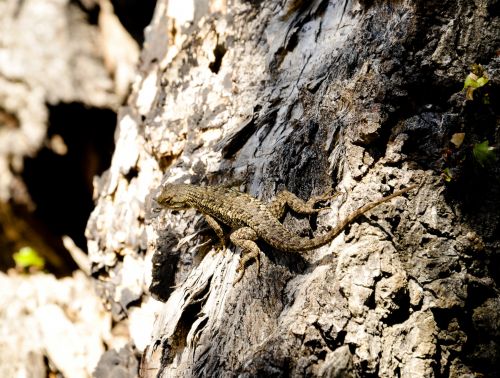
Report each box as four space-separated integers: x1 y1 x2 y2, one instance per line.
155 183 191 210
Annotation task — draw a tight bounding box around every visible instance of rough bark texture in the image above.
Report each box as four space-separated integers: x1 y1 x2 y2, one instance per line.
87 0 500 376
0 0 136 270
0 0 142 375
0 271 121 377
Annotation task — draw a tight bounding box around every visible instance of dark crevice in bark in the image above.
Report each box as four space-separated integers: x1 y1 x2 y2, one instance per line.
72 0 100 25
217 115 258 159
314 316 347 351
22 103 116 252
150 233 182 301
365 288 376 310
382 290 411 326
208 43 227 74
357 359 379 378
124 167 139 183
110 0 157 45
94 344 140 378
442 79 500 297
161 279 211 366
268 120 331 197
0 106 20 129
432 304 500 377
385 79 460 165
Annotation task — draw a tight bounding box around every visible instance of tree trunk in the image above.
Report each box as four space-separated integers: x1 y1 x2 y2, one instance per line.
0 1 142 376
0 0 138 271
87 0 500 376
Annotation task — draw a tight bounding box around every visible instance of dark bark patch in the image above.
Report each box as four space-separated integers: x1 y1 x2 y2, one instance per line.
208 43 227 74
150 232 181 301
160 278 211 366
22 102 116 252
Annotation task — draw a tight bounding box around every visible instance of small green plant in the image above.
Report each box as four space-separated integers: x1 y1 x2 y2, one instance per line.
463 64 489 101
473 140 497 167
442 167 453 182
13 246 45 272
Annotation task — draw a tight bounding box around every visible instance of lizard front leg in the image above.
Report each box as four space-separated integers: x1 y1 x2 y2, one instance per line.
267 189 336 219
230 227 260 284
203 214 227 252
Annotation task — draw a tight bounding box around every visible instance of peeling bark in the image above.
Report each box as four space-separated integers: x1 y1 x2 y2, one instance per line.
88 0 500 376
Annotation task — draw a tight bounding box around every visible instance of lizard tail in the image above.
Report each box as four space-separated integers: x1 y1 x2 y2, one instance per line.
296 184 418 251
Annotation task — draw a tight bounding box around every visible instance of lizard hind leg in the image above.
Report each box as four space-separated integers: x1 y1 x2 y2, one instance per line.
267 188 337 219
230 227 261 284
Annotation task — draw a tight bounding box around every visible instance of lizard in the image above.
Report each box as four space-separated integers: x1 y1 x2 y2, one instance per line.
154 183 417 283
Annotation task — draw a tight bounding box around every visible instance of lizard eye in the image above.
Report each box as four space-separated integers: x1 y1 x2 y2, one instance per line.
155 189 171 205
159 195 173 205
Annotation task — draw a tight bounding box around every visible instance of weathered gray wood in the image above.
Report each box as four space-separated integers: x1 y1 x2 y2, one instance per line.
0 0 127 269
0 271 112 377
0 0 139 375
87 0 500 376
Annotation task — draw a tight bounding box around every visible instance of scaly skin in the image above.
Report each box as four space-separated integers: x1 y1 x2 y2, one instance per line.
155 183 416 282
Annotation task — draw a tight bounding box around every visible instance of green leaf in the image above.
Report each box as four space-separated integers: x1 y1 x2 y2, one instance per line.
463 73 479 89
13 247 45 269
476 76 489 87
442 168 453 182
473 140 496 167
463 70 489 101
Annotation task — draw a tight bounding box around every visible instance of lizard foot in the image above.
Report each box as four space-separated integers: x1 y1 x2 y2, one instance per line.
229 227 260 285
233 250 260 285
213 240 227 255
307 189 339 212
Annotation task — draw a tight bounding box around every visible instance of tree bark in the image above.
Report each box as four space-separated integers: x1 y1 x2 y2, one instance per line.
0 0 137 270
0 1 140 375
87 0 500 376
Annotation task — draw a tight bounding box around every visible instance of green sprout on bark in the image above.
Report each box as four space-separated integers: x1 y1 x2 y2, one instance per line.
473 140 496 167
13 246 45 272
463 64 489 102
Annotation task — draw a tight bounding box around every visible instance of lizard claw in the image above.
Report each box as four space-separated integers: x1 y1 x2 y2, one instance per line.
314 189 339 204
233 252 260 285
306 189 339 212
213 241 226 254
315 205 331 212
233 270 244 285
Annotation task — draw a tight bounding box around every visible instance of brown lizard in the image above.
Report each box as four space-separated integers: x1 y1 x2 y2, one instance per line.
154 183 416 283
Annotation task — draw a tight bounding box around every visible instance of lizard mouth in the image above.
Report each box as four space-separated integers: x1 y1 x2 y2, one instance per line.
152 199 189 212
152 192 187 211
165 202 189 210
